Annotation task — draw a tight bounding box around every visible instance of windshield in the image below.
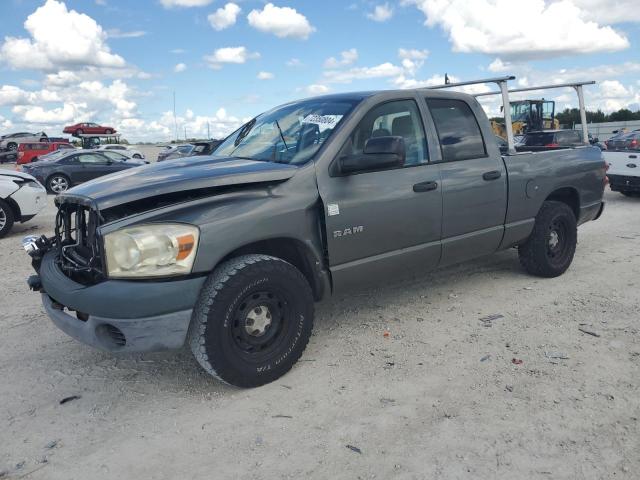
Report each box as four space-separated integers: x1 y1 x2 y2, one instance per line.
215 98 358 165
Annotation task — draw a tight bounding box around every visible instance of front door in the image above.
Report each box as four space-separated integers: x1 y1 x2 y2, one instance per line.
75 153 114 183
425 97 507 266
317 98 443 291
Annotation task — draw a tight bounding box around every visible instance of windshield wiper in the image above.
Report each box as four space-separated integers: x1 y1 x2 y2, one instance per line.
274 120 289 151
234 118 256 147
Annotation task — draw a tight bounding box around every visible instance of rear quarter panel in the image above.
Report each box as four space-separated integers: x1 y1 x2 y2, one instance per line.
502 146 605 246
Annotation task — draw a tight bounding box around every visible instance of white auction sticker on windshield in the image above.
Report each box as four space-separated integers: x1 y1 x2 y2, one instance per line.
301 114 342 132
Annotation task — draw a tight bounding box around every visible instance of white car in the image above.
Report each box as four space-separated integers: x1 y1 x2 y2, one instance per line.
95 144 145 160
604 150 640 197
0 170 47 238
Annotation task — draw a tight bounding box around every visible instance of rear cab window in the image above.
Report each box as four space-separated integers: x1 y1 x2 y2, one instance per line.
426 98 487 161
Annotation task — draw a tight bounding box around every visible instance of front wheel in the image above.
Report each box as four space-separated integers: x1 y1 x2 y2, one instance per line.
105 129 112 135
0 198 15 238
518 200 577 278
46 174 70 194
75 129 83 136
189 254 314 388
132 154 142 159
7 142 17 151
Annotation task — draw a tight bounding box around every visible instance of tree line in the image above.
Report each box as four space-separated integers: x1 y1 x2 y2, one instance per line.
556 108 640 125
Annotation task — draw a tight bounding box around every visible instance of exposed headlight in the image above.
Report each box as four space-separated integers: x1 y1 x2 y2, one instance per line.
104 224 199 278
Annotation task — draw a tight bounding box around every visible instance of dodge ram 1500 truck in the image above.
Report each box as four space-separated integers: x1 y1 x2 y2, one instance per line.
24 88 606 387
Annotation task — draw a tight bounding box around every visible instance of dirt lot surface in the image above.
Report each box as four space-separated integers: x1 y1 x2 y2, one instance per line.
1 168 638 479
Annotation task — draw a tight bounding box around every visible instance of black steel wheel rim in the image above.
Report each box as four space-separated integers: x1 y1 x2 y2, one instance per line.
547 216 569 262
229 289 290 360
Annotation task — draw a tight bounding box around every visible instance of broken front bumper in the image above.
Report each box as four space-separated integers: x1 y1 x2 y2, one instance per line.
32 250 205 353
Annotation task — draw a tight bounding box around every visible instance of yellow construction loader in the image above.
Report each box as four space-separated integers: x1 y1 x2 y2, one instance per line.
492 99 560 138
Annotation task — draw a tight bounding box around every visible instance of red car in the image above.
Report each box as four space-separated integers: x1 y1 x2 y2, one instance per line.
17 141 74 164
63 122 117 136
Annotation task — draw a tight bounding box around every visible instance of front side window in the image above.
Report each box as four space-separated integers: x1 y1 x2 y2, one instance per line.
339 99 428 167
215 99 359 165
78 153 108 164
101 151 127 162
427 98 487 161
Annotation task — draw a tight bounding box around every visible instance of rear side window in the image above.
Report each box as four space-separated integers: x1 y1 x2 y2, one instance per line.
523 133 554 146
426 98 486 161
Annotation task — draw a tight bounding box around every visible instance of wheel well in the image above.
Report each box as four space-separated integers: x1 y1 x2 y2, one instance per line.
2 196 21 220
545 187 580 219
220 238 324 301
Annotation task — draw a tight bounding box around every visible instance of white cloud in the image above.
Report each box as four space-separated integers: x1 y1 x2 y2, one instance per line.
305 84 330 95
407 0 629 59
572 0 640 24
12 103 78 124
324 48 358 69
247 3 315 39
257 71 274 80
160 0 213 8
286 58 303 67
170 48 186 54
208 3 241 31
174 63 187 73
324 62 404 83
398 48 429 61
367 3 393 22
488 58 512 72
0 0 126 71
204 46 260 69
0 85 61 106
106 29 146 38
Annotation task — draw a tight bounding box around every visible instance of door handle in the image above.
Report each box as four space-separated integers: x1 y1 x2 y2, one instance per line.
482 170 502 181
413 181 438 192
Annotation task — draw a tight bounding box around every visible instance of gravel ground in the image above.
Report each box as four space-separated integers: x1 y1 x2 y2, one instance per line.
1 171 638 479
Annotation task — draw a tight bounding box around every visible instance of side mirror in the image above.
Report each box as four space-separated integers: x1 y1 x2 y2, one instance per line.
339 136 405 174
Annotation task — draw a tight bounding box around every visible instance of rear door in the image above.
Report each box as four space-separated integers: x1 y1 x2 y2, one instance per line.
317 97 443 289
425 96 507 266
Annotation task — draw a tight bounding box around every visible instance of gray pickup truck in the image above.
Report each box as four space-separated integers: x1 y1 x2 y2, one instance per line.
25 89 606 387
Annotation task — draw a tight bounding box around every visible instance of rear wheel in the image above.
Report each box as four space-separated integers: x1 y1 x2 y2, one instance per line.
75 129 83 136
518 201 577 278
46 174 70 194
105 129 112 135
7 142 17 151
189 254 314 388
0 199 15 238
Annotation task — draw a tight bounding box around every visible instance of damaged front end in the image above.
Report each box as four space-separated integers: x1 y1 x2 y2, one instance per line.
25 195 105 287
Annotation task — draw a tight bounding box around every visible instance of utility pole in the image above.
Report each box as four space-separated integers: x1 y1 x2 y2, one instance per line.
207 121 210 139
184 126 187 141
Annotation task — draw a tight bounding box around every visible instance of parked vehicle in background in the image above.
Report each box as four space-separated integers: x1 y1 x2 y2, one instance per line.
188 140 222 157
607 132 640 151
605 150 640 196
0 170 46 238
516 129 584 151
98 149 148 165
17 142 74 165
157 144 193 162
24 87 606 387
604 131 630 149
21 149 143 194
0 151 17 164
63 122 116 136
96 144 145 159
0 132 48 151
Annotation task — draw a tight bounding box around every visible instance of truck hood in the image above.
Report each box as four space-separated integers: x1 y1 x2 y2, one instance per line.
57 155 299 210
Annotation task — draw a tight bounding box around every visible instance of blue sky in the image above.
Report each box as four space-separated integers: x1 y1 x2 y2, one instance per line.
1 0 639 141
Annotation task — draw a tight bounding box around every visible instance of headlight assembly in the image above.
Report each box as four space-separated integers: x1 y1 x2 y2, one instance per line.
104 224 199 278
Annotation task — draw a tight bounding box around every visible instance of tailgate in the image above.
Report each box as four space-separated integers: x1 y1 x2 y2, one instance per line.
604 151 640 176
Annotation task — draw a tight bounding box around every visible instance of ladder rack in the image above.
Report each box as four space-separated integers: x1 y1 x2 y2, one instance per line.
421 76 596 155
